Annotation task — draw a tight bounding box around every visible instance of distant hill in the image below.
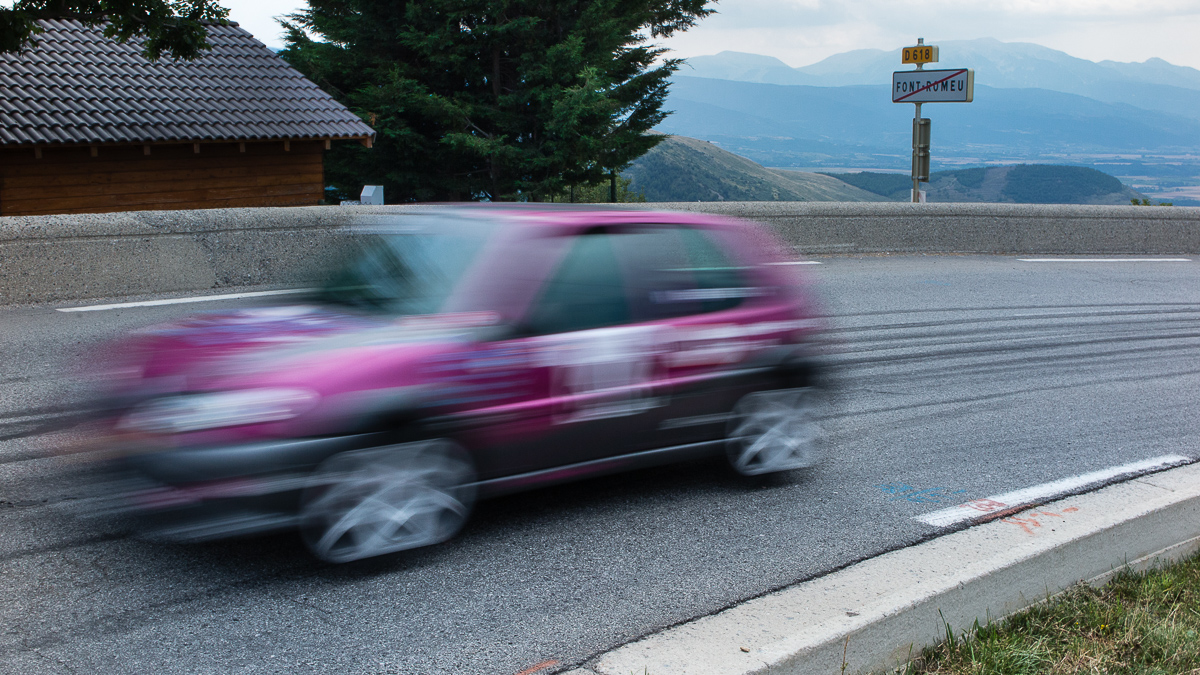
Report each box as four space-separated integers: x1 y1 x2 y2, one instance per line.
624 136 887 202
823 166 1147 204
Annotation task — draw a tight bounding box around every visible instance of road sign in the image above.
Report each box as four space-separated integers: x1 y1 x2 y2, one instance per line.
892 69 974 103
902 45 938 64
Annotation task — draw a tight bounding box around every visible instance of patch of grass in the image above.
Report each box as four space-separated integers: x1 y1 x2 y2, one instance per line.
898 552 1200 675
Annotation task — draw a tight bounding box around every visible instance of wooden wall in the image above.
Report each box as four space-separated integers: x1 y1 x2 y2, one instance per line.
0 140 325 216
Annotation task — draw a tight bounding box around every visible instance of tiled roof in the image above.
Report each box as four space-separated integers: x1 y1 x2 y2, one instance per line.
0 19 375 146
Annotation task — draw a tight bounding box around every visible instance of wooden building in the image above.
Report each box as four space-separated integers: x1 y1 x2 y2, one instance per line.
0 20 374 216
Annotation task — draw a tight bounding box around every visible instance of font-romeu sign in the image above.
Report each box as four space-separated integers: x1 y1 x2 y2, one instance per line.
892 69 975 103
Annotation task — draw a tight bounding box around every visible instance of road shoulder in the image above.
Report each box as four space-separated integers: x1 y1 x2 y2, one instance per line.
578 461 1200 675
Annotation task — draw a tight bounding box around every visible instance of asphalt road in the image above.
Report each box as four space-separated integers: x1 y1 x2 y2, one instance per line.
2 255 1199 675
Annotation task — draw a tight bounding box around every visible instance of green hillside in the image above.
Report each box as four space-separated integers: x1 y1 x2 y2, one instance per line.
823 165 1147 204
624 136 887 202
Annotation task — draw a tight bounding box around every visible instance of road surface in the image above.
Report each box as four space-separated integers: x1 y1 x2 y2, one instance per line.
2 255 1198 674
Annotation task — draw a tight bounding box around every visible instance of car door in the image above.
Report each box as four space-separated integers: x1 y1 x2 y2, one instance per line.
617 224 786 448
502 228 666 471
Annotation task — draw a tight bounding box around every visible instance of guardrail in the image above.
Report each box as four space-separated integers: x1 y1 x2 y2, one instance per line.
2 202 1198 305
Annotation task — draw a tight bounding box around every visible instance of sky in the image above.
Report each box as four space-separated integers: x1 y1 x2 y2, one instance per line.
223 0 1200 70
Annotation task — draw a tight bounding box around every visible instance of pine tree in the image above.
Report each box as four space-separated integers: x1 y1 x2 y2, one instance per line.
281 0 713 202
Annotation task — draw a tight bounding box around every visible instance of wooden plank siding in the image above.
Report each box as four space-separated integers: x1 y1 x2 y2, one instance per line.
0 141 325 216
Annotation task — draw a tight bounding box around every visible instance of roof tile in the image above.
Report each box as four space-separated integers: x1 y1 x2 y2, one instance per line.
1 20 374 145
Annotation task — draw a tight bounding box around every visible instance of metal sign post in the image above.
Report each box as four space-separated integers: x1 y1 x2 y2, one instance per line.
912 42 925 204
892 39 973 203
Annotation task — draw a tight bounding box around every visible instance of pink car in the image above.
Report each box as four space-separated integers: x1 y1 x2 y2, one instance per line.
96 206 825 562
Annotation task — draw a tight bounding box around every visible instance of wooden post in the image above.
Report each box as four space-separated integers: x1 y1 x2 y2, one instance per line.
239 142 246 153
284 140 290 152
193 143 200 153
143 145 151 155
90 146 98 157
34 147 42 159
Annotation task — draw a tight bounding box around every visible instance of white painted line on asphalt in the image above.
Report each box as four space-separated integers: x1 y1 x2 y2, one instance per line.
917 454 1191 528
56 289 314 313
1017 258 1192 262
767 261 823 265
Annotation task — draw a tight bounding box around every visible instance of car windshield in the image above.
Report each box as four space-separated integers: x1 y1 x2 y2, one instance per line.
317 217 495 315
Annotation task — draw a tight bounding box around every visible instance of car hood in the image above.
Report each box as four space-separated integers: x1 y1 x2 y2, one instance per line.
109 305 497 395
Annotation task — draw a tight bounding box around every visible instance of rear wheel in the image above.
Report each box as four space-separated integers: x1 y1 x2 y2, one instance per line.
299 439 476 563
726 387 821 476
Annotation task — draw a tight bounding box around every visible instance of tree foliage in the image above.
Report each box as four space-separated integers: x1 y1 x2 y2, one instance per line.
280 0 714 202
0 1 229 61
1001 164 1124 203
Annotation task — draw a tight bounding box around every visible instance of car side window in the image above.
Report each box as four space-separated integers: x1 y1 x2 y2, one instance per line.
677 227 752 313
523 232 631 335
613 227 701 321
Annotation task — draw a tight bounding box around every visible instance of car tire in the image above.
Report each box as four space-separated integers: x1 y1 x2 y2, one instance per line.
725 387 821 476
299 439 476 563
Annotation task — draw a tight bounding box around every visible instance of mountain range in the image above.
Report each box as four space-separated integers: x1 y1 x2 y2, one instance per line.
681 40 1200 121
658 76 1200 156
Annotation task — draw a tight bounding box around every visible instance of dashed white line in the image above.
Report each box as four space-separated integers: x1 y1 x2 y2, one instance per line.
56 289 313 313
1017 258 1192 262
917 454 1191 528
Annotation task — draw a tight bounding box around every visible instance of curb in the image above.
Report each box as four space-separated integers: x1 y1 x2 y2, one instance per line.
574 461 1200 675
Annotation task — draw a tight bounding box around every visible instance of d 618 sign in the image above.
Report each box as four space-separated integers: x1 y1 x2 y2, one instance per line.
902 45 938 64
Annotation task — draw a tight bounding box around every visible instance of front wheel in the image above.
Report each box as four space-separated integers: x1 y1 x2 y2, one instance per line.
726 387 822 476
299 439 476 563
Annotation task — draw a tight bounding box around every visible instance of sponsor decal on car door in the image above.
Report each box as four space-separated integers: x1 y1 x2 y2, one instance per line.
532 325 665 424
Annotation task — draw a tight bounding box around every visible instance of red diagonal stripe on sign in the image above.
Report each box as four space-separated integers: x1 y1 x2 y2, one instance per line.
895 69 968 102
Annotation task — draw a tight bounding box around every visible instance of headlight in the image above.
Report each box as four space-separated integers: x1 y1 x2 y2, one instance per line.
119 388 319 434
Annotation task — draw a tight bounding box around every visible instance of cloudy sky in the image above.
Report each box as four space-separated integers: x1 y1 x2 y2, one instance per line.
224 0 1200 70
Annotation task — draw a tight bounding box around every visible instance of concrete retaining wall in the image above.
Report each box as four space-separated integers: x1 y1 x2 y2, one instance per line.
2 202 1199 305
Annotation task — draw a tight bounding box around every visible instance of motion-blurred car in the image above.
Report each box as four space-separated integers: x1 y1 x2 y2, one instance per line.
90 207 825 562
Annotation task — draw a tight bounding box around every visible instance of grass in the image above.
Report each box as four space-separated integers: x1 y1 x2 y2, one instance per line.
897 552 1200 675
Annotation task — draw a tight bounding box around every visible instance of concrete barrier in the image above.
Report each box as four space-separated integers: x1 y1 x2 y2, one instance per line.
2 202 1199 305
653 202 1200 255
0 206 377 305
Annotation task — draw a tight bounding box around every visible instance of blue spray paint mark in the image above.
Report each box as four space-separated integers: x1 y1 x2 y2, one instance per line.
876 483 968 504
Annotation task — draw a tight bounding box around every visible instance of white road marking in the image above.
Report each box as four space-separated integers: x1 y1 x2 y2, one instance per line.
1017 258 1192 262
917 454 1191 528
767 261 823 265
57 289 313 313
